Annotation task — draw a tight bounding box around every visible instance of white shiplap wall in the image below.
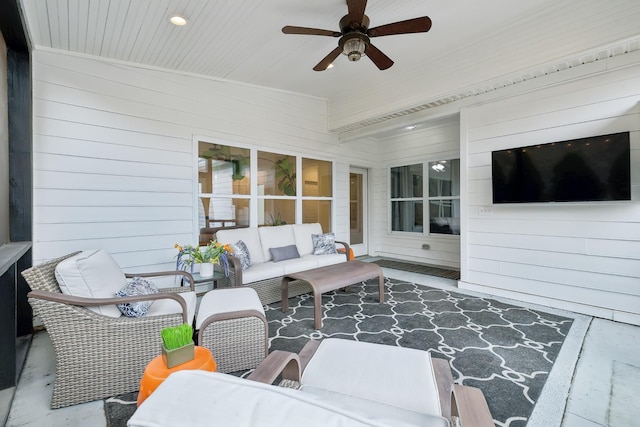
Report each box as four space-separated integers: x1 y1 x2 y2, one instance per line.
461 61 640 325
31 49 377 273
370 120 462 268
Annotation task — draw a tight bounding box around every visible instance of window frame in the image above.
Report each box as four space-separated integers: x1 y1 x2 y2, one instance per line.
194 137 335 235
388 158 461 238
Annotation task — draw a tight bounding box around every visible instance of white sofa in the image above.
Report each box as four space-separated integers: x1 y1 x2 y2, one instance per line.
216 223 350 304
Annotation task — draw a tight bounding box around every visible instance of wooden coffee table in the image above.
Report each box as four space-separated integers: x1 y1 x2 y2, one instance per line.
281 260 384 329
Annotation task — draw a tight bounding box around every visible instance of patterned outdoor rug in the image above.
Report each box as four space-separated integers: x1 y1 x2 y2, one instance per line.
371 258 461 280
105 278 573 427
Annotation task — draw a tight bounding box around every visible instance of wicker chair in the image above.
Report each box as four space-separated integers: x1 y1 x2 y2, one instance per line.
22 252 196 409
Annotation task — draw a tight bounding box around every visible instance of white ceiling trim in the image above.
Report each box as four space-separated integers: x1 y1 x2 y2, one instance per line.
332 36 640 136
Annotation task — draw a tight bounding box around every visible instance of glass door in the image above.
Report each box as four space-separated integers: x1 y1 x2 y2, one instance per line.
349 167 368 257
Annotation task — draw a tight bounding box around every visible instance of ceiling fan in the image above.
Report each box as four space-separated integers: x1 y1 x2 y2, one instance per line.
282 0 432 71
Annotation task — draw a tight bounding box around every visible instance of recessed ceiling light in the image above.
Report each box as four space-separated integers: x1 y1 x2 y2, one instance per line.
327 63 334 69
405 125 417 130
169 15 188 26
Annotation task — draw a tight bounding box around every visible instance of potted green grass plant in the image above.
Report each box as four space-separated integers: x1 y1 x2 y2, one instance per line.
161 323 194 368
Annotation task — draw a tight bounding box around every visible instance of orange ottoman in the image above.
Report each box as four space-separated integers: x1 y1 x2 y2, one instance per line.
137 345 216 406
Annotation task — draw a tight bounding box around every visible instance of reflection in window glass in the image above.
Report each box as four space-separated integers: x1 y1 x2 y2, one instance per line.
429 199 460 235
391 164 422 198
302 158 332 197
428 159 460 235
198 197 249 229
429 159 460 197
391 201 423 232
260 199 295 226
198 142 250 195
302 200 331 232
258 151 296 196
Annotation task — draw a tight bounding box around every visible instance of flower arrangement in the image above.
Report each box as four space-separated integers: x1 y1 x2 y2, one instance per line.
174 240 233 276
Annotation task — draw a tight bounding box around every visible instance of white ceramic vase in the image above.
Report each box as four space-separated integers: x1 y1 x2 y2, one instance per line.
199 262 214 277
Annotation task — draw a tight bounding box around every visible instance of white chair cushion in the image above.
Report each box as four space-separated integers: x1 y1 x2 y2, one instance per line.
293 223 323 256
196 288 264 329
258 225 295 262
302 387 448 427
301 339 443 418
216 228 265 264
55 249 126 318
129 370 425 427
146 291 197 324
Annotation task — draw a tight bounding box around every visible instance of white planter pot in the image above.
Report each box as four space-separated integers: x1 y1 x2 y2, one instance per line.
199 263 214 278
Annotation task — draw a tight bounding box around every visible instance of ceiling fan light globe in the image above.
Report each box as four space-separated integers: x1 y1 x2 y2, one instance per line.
342 36 367 61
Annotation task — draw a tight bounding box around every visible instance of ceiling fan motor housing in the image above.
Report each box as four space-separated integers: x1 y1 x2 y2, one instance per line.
339 14 369 33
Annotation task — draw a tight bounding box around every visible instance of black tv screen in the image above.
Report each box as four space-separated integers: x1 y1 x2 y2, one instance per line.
492 132 631 204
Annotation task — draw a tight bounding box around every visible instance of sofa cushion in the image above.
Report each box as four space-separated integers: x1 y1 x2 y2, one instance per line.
129 370 427 427
54 249 127 318
115 277 159 317
282 256 320 274
269 244 300 262
146 291 197 325
216 228 265 264
241 262 286 285
258 225 295 261
230 240 251 270
301 339 443 419
312 253 346 268
293 223 323 256
312 232 338 255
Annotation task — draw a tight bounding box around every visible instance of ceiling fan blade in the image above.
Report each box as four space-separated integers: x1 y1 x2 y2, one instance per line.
313 46 343 71
365 43 394 70
282 26 341 37
368 16 432 37
346 0 367 27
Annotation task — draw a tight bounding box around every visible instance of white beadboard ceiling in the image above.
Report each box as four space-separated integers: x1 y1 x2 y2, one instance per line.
19 0 640 135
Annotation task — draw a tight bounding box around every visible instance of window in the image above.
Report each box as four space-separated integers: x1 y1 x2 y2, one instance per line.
428 159 460 235
198 142 250 229
197 141 333 232
302 158 332 231
390 159 460 235
390 164 423 232
258 151 296 226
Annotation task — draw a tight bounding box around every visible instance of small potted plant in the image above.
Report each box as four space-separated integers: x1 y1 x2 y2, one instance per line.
161 323 194 369
174 240 232 277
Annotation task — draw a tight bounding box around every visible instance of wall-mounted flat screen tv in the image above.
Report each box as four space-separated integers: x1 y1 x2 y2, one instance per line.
492 132 631 204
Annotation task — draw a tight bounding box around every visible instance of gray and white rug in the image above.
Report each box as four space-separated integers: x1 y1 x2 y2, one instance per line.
106 278 574 427
265 278 573 427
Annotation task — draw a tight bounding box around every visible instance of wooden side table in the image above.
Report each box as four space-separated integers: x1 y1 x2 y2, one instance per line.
137 346 217 406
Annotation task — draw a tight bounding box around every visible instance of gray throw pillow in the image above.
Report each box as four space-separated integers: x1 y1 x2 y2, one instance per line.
312 232 338 255
230 240 251 271
269 245 300 262
115 277 159 317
